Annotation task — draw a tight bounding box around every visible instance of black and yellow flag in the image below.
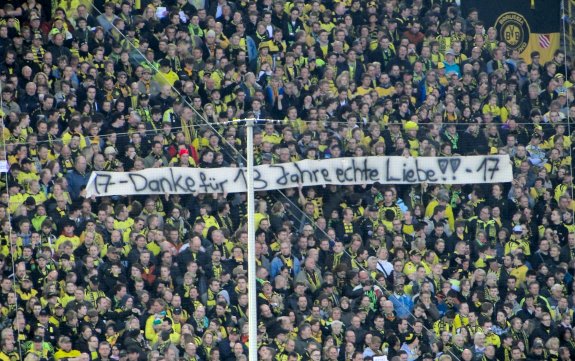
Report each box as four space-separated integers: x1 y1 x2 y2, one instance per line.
461 0 561 63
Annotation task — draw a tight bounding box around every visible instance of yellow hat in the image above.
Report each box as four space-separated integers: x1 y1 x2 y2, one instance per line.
404 121 419 131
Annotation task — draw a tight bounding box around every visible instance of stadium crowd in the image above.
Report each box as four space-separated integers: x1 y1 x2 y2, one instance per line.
1 0 575 361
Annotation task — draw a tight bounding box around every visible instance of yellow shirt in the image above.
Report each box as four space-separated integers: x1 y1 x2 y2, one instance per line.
482 104 501 118
154 70 179 87
403 261 419 276
196 215 219 238
54 349 81 361
319 22 335 33
61 131 87 149
542 134 571 150
424 199 455 230
16 171 40 185
55 235 81 251
355 86 373 97
103 243 131 257
375 85 395 98
486 333 501 348
59 294 75 308
151 330 181 346
510 265 528 285
254 213 268 230
26 192 47 205
504 237 531 256
262 133 283 145
114 217 135 232
452 313 469 331
147 241 162 257
9 193 26 213
555 183 573 202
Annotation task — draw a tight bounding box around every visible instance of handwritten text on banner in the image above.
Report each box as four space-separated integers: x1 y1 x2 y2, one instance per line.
86 155 513 197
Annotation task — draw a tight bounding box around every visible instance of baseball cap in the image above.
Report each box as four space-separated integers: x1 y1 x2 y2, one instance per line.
437 190 450 202
409 249 421 257
532 340 544 348
127 346 140 354
107 246 120 254
104 146 117 155
404 333 416 342
8 181 22 189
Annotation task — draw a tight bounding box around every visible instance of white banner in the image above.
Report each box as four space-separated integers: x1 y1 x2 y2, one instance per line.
85 155 513 197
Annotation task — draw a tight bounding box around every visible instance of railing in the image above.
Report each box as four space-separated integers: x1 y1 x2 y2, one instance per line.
563 0 575 56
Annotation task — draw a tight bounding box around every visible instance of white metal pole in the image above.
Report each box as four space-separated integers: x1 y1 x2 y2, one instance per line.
245 119 258 361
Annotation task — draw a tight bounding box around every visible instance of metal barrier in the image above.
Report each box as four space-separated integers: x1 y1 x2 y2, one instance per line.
564 0 575 55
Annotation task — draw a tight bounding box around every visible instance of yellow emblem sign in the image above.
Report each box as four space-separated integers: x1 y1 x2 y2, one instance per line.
495 12 531 53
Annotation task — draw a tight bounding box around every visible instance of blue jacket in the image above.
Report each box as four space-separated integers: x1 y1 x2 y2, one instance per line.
443 60 461 77
390 292 414 319
271 254 301 279
66 169 91 201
